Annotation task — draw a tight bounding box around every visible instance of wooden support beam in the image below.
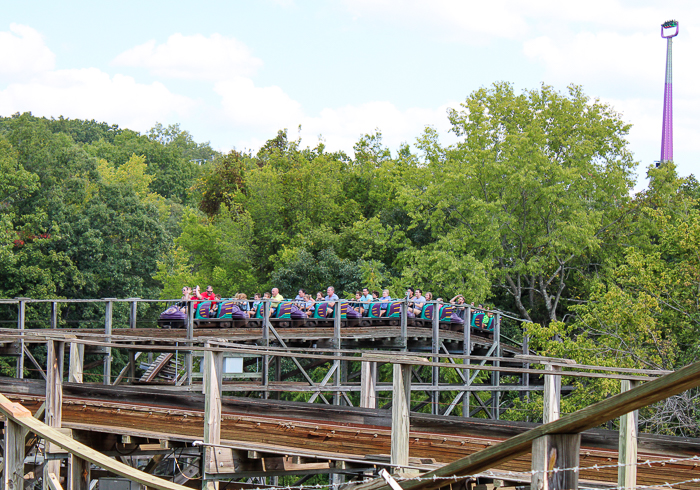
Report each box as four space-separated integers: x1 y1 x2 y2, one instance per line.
3 416 28 490
186 301 195 386
543 364 561 424
204 347 236 487
391 363 411 475
0 394 191 490
352 358 700 490
103 299 114 385
531 434 580 490
45 339 65 488
16 298 26 379
262 301 270 399
618 379 639 490
431 304 439 416
46 472 64 490
129 300 138 383
69 341 84 384
463 306 472 418
360 361 377 409
70 456 90 490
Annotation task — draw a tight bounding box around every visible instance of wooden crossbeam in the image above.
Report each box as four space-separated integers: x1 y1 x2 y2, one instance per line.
0 394 191 490
353 359 700 490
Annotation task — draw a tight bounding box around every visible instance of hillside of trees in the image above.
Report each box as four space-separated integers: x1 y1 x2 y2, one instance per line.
1 83 699 434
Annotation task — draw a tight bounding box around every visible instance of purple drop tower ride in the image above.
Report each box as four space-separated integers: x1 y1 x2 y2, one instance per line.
659 20 679 166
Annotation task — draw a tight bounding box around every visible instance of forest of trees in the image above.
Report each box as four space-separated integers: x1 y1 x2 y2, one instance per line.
1 83 699 434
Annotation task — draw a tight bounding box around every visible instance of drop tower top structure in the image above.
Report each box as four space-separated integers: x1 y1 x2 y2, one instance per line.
659 19 678 166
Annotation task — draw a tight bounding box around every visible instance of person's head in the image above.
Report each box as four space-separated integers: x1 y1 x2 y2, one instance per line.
362 287 369 296
327 286 335 296
415 288 423 298
263 292 271 299
254 293 261 300
425 292 433 301
406 287 414 297
355 291 361 300
206 285 214 294
316 291 323 299
372 291 379 299
298 289 305 297
305 293 312 300
457 296 465 304
182 286 190 295
271 287 279 296
239 293 247 300
194 285 200 292
215 294 222 300
382 289 390 297
487 310 494 316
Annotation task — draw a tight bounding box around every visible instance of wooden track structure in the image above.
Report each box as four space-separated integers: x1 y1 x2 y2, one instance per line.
1 298 699 489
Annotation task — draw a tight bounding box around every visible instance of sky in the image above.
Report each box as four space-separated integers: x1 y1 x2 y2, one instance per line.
0 1 697 188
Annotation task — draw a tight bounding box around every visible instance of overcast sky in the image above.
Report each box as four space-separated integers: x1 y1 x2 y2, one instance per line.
1 1 697 188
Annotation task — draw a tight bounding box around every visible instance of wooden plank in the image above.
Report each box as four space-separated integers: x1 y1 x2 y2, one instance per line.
17 299 26 379
531 434 580 490
543 364 561 424
352 358 700 490
45 339 64 484
3 417 28 490
360 361 377 409
46 472 63 490
0 394 191 490
391 363 411 475
618 380 639 490
103 299 114 385
70 455 91 490
69 342 84 384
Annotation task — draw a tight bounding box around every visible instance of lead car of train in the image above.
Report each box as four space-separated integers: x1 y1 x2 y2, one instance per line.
157 299 468 331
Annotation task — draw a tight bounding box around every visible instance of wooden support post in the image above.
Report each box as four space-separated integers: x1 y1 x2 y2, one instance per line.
70 456 90 490
262 301 270 399
431 303 439 415
274 356 282 400
186 301 195 386
618 380 639 490
333 301 342 405
68 342 84 384
3 417 27 490
16 298 26 379
103 299 114 385
492 312 501 419
543 363 562 424
463 306 471 418
399 300 407 350
45 339 65 488
522 331 530 419
360 361 377 409
391 363 411 475
129 300 138 383
333 299 341 349
203 347 224 490
531 434 580 490
51 301 58 329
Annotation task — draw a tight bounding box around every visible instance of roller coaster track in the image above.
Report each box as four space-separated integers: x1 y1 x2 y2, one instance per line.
1 379 699 487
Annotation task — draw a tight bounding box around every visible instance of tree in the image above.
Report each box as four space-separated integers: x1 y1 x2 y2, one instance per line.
402 83 637 324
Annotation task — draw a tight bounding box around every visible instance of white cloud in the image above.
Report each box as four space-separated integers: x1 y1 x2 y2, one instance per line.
344 0 529 42
112 33 263 81
0 68 195 132
215 77 303 130
0 24 55 81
